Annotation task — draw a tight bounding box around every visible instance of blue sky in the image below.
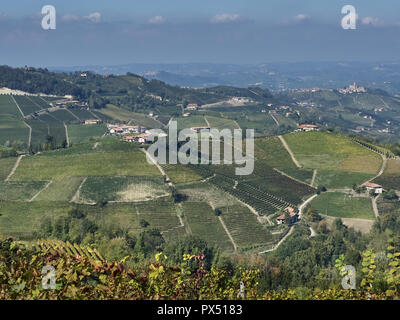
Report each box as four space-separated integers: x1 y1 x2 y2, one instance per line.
1 0 400 66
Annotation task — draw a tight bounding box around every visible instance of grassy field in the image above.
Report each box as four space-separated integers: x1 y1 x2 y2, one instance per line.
310 192 375 220
69 109 95 121
0 181 48 201
182 202 234 252
98 104 163 128
51 109 79 122
11 147 160 180
13 96 41 115
0 119 29 146
0 95 21 117
176 115 208 131
314 170 373 189
67 124 107 144
34 177 84 202
204 115 238 130
0 201 71 237
284 132 382 188
161 164 203 184
77 176 169 203
284 132 381 172
0 157 18 181
374 159 400 190
219 204 274 251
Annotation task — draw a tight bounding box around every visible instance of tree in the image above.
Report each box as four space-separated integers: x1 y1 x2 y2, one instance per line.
317 220 328 234
305 207 322 222
213 208 222 217
383 189 398 201
140 219 150 228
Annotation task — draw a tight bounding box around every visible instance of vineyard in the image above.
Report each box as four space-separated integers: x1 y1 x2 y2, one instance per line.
181 202 235 252
13 95 42 115
218 204 276 250
34 239 105 262
190 163 314 216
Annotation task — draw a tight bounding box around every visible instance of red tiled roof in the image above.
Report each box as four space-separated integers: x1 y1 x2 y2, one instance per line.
276 215 286 220
363 182 383 188
298 124 318 129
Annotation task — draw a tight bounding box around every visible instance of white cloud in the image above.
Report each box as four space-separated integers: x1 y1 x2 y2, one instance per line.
294 14 310 22
361 16 384 27
62 12 101 23
210 13 241 24
148 16 166 25
85 12 101 23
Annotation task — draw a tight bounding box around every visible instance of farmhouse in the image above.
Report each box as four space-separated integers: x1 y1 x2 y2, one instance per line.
363 182 384 194
186 104 198 110
276 214 286 225
108 124 147 135
297 124 319 132
122 136 135 142
84 119 101 125
190 126 211 133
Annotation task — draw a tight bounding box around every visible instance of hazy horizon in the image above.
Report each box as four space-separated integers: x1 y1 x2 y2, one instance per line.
1 0 400 66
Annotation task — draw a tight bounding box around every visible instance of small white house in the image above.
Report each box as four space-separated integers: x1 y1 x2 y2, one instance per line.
363 182 384 194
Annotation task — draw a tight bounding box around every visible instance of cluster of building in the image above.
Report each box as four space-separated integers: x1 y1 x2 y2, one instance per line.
338 82 367 94
107 124 147 135
54 99 88 109
296 124 319 132
276 207 299 225
84 119 102 125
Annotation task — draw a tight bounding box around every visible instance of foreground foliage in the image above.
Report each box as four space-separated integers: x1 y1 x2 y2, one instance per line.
1 239 399 300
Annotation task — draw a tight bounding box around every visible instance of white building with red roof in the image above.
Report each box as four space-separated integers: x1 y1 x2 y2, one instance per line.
363 182 384 194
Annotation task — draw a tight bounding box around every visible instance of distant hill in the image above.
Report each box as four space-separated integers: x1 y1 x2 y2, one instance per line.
0 65 272 111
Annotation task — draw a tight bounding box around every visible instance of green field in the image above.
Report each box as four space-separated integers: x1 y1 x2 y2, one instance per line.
13 95 41 115
0 116 29 146
204 115 238 130
0 181 48 201
51 109 79 122
310 192 375 219
176 115 208 131
77 176 168 203
0 157 17 180
254 137 314 183
161 164 203 184
0 201 71 237
0 95 21 117
284 132 381 172
374 159 400 190
182 202 234 252
284 132 382 188
219 204 274 250
67 124 107 144
98 104 163 128
314 170 373 189
11 144 160 180
34 177 84 202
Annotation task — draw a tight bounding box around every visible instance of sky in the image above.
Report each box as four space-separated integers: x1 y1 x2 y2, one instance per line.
1 0 400 67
